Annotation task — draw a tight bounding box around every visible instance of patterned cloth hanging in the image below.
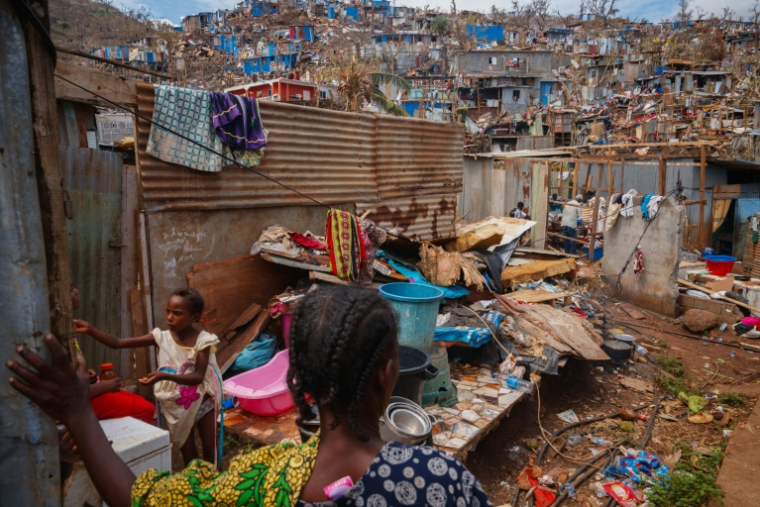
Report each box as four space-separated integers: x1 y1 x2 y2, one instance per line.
326 209 366 282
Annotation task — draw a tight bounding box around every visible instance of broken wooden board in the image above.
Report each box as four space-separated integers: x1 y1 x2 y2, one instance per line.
619 302 647 320
217 311 271 374
226 302 263 335
223 406 301 446
517 305 609 361
188 255 301 336
509 289 570 304
501 257 577 289
619 376 654 394
55 60 138 108
308 271 382 289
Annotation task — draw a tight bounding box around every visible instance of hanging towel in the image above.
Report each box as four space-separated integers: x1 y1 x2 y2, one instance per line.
620 189 637 218
641 193 655 219
642 194 664 220
147 85 223 172
209 92 267 151
326 209 366 282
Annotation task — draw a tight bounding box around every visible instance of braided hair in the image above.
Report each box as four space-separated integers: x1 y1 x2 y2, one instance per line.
287 286 398 441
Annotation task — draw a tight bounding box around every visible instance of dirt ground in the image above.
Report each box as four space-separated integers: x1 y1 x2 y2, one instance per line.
466 300 760 506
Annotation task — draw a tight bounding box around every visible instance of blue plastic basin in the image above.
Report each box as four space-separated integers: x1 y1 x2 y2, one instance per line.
379 283 444 302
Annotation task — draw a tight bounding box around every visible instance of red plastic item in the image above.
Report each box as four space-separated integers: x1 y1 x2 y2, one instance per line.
704 256 736 276
602 482 642 507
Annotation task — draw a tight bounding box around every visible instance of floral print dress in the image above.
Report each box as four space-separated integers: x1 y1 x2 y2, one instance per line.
131 439 492 507
151 328 220 448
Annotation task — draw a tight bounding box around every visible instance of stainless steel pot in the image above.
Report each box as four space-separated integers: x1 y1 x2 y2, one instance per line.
380 397 437 445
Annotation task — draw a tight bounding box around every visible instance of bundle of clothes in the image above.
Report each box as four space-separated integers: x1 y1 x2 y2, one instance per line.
147 85 268 173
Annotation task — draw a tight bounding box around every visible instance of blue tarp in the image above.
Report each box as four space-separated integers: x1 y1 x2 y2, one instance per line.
466 25 505 42
434 311 504 348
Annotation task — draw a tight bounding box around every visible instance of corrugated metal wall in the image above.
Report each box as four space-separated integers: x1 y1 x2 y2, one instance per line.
61 146 123 373
135 84 463 242
136 83 377 211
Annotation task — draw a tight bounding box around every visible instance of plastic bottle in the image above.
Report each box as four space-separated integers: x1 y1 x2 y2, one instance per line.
506 375 534 393
100 362 117 381
635 345 648 357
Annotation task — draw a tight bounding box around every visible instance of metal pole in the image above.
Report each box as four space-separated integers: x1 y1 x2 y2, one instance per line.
0 1 61 504
699 144 707 250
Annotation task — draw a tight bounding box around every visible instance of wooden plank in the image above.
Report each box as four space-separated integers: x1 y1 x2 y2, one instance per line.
521 305 609 360
309 271 382 289
226 302 263 334
187 255 302 336
699 145 707 249
54 60 138 108
509 289 570 303
619 302 647 320
217 311 270 374
501 257 577 289
678 278 760 315
260 252 331 273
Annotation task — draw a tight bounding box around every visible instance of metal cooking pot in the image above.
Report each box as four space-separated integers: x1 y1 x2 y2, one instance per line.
380 397 437 445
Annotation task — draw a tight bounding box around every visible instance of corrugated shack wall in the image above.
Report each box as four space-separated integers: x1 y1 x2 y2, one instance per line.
134 84 463 324
135 82 378 210
461 155 550 246
61 146 124 373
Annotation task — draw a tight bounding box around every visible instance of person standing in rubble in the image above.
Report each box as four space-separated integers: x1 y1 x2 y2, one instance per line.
561 194 584 255
509 202 527 219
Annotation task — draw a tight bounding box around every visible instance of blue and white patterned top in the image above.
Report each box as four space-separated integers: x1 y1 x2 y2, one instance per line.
298 442 492 507
147 85 224 173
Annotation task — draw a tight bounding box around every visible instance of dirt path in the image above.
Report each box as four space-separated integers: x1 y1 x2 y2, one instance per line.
717 385 760 506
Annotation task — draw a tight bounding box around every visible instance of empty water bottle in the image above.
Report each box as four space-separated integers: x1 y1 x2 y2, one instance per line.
506 375 534 393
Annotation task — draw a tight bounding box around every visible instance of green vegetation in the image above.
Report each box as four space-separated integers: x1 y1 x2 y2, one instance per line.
648 443 724 507
656 338 668 349
659 376 695 398
720 391 747 408
656 356 685 377
619 421 635 433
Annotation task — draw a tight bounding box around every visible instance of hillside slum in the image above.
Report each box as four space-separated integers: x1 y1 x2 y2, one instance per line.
10 2 760 507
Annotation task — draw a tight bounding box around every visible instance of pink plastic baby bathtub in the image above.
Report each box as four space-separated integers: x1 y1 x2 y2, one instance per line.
223 349 295 416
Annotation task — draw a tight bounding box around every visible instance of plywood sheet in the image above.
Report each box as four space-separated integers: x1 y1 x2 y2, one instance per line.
520 305 609 361
509 289 569 304
187 255 301 336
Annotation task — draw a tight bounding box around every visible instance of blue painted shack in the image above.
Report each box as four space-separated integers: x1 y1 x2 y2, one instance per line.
466 26 505 42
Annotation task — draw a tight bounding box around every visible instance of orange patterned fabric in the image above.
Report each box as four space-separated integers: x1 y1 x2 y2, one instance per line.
326 209 366 282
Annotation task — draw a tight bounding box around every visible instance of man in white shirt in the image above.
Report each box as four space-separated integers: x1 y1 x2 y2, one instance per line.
560 194 584 254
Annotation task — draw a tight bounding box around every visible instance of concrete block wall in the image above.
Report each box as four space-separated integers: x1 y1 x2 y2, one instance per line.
603 196 684 317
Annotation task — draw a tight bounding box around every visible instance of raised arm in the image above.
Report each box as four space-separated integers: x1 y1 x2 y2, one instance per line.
74 320 155 349
139 348 210 387
7 336 135 507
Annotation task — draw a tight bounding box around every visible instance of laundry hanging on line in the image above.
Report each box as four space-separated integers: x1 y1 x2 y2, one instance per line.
326 209 366 283
147 85 269 173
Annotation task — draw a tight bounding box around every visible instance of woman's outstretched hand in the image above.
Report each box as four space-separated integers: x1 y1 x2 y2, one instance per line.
6 334 91 426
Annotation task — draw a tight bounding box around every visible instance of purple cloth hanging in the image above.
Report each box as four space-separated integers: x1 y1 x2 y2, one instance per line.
208 92 267 151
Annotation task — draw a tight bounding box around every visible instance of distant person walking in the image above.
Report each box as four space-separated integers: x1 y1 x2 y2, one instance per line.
509 202 527 219
561 194 584 254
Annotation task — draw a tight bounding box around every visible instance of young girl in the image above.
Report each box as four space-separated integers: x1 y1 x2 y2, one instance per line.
73 288 221 465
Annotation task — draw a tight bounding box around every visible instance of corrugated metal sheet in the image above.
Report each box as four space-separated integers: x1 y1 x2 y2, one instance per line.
61 146 123 372
516 136 554 151
375 116 463 199
356 194 458 241
136 83 377 211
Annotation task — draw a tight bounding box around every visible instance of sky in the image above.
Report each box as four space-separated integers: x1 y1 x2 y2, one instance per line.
120 0 757 26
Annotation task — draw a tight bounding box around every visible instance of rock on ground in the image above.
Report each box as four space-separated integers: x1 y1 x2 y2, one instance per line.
680 308 718 333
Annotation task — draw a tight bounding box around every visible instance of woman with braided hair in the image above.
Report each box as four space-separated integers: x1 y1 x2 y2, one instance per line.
8 286 492 507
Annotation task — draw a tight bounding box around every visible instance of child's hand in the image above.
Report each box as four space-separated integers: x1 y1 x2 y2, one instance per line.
73 319 92 335
138 372 164 386
87 369 98 384
6 335 91 426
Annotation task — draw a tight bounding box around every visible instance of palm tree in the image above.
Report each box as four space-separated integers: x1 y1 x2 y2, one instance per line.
336 57 411 116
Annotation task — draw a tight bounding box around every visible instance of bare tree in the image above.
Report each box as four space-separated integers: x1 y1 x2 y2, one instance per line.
677 0 691 22
581 0 618 24
751 0 760 27
693 5 706 22
530 0 551 31
721 7 735 23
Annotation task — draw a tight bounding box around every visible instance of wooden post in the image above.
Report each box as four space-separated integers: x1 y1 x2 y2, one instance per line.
658 154 667 195
589 163 603 262
572 158 579 199
699 143 707 250
607 159 614 196
620 160 625 193
20 0 74 354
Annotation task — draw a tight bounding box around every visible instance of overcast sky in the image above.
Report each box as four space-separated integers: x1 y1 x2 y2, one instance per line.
126 0 757 25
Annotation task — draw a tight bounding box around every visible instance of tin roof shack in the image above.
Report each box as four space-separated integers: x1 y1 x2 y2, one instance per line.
226 78 320 101
133 82 463 331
